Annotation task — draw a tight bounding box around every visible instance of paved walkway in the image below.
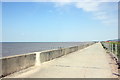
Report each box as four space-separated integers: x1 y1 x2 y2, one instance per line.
6 43 118 78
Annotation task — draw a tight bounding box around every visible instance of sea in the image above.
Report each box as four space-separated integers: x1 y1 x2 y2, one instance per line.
0 42 89 58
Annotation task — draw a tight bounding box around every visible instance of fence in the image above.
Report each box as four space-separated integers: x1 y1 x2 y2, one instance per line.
101 41 120 62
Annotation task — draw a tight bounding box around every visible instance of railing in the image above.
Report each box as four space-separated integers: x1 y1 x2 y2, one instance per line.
101 41 120 68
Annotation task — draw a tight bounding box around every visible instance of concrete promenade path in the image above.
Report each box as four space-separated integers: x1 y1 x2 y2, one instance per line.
6 43 118 78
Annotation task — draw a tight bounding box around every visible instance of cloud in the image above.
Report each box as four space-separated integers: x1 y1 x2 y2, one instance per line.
54 2 71 7
2 0 118 27
2 0 119 2
75 2 101 12
53 0 118 27
94 12 108 20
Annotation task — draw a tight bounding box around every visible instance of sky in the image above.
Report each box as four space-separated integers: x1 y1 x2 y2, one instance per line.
1 1 118 42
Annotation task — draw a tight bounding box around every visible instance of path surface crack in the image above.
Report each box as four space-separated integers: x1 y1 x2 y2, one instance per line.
52 65 103 69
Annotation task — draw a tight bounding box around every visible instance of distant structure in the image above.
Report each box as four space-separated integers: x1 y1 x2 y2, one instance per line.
106 39 120 42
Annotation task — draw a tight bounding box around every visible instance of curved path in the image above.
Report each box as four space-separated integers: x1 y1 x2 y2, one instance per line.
6 43 118 78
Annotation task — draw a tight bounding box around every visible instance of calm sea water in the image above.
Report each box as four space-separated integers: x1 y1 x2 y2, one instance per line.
1 42 89 57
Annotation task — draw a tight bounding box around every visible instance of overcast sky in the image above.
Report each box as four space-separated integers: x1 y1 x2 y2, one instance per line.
2 1 118 42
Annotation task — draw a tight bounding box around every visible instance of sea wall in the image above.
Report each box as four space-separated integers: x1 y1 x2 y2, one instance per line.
35 43 94 65
39 46 79 63
0 53 36 77
0 42 95 78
